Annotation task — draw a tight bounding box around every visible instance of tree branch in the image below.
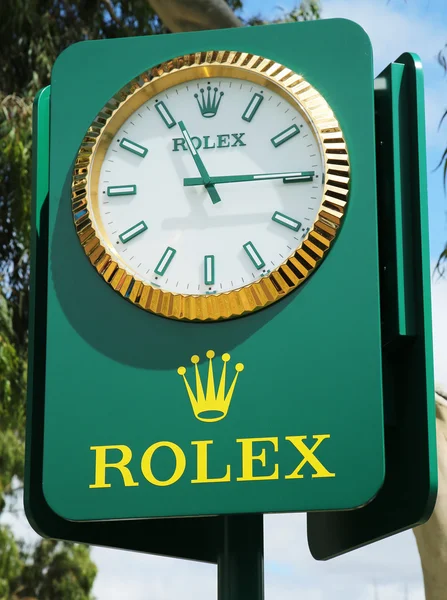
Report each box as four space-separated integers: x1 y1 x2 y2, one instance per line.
102 0 131 35
147 0 243 33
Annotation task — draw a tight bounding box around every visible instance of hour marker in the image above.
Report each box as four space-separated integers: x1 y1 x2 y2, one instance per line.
119 138 148 157
243 241 265 270
155 101 176 128
155 246 176 276
271 124 300 148
242 93 264 122
283 171 314 183
272 211 301 232
119 220 147 244
107 185 137 196
204 255 215 285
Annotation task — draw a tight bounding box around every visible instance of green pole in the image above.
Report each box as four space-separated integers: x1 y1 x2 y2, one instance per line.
217 514 264 600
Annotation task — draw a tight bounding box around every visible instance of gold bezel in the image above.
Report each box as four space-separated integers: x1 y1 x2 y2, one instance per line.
72 50 350 321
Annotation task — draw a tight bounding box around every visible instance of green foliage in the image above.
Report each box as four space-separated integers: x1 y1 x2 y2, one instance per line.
0 294 25 514
0 531 97 600
0 1 164 317
18 540 97 600
436 44 447 274
272 0 320 22
0 526 22 599
246 0 320 25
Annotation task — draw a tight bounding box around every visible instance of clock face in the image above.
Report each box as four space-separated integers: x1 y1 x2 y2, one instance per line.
73 52 350 320
94 77 323 295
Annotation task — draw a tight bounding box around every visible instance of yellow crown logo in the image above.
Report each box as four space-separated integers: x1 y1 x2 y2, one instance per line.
177 351 244 423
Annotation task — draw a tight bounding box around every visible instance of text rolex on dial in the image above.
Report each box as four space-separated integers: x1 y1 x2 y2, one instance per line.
73 52 350 320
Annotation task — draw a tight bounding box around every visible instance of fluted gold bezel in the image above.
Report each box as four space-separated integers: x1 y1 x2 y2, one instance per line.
72 50 350 321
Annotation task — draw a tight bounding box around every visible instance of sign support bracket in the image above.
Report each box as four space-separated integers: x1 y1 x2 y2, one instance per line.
307 52 437 560
217 515 264 600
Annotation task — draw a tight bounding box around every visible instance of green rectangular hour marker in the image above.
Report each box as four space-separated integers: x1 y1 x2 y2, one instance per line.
272 211 301 232
119 220 148 244
155 246 176 276
155 101 176 129
283 171 314 183
271 124 300 148
204 255 215 285
107 185 137 196
119 138 148 157
242 93 264 122
243 241 265 270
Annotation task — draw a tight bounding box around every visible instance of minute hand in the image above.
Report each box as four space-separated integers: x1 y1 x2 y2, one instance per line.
184 170 315 186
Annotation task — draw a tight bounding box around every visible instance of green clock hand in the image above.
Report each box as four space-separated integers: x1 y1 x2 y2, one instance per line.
183 170 315 187
178 121 222 204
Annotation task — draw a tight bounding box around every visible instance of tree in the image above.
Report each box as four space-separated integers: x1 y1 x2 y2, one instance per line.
16 540 96 600
0 1 320 597
436 45 447 274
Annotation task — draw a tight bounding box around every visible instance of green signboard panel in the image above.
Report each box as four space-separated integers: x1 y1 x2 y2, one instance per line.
29 19 385 523
307 53 437 559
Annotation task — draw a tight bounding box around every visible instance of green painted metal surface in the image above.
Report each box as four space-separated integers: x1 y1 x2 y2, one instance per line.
307 53 437 559
218 515 264 600
30 19 385 523
26 84 225 564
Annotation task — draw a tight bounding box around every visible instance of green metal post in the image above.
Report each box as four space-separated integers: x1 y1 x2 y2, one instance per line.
217 515 264 600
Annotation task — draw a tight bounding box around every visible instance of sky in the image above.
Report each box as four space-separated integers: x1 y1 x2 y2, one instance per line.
3 1 447 599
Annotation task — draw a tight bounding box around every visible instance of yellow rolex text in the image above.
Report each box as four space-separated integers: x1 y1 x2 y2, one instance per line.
89 434 335 489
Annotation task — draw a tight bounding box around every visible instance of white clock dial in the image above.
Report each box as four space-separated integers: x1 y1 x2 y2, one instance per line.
93 76 324 295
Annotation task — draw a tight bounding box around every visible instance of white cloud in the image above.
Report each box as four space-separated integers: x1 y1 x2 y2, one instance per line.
432 270 447 388
90 549 216 600
322 1 446 75
424 85 447 152
264 514 422 584
89 520 424 600
321 1 447 151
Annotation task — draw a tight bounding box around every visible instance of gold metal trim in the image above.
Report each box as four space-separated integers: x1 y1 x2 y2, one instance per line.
72 51 350 321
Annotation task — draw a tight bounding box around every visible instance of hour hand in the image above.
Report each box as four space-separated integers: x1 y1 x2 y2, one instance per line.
183 170 315 186
178 121 222 204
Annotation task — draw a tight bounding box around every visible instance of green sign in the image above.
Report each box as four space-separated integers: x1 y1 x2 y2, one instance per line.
28 19 385 523
25 19 437 585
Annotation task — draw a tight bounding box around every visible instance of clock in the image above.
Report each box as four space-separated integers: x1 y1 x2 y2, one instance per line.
72 50 350 321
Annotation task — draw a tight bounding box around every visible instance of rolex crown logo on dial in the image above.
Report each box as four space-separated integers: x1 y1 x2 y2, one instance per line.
194 86 224 118
72 51 350 321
